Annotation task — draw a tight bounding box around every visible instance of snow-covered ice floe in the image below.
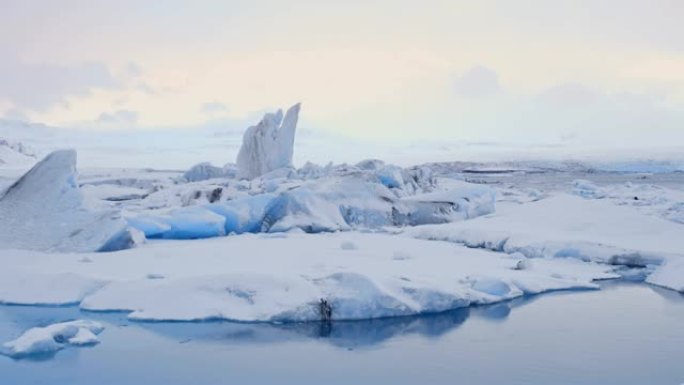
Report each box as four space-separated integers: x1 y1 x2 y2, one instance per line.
0 232 617 322
0 150 140 252
406 193 684 292
0 320 104 359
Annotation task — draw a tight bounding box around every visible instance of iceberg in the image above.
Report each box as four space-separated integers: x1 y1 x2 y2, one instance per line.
0 150 139 252
236 103 300 179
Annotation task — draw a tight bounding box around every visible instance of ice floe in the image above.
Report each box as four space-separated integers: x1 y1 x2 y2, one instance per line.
0 320 104 358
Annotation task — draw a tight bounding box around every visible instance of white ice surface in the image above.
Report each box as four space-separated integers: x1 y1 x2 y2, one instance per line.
406 193 684 294
0 231 616 322
0 320 104 358
407 194 683 263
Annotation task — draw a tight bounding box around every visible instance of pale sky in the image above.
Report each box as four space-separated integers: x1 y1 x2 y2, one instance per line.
1 0 683 148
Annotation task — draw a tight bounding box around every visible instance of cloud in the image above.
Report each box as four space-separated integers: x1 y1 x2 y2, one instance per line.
453 66 501 98
201 101 229 115
0 54 119 111
97 109 139 127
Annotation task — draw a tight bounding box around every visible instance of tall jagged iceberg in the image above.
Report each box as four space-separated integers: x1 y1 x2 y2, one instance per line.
236 103 300 179
0 150 139 252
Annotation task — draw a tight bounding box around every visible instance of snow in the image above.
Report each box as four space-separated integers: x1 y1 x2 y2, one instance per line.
236 103 300 179
0 150 139 252
406 194 683 266
0 320 104 358
0 138 36 167
0 232 615 322
647 259 684 292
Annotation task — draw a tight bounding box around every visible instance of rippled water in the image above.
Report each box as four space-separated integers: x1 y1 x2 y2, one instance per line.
1 282 683 385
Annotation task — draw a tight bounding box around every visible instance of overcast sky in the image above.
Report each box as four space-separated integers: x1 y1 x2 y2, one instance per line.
1 0 683 148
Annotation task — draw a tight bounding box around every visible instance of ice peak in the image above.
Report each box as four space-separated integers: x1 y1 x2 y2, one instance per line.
236 103 301 180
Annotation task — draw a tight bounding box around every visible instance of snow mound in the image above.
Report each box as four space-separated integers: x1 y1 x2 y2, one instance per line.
236 103 300 179
0 150 140 252
0 320 104 359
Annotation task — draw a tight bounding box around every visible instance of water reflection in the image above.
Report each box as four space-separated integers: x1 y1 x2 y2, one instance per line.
2 282 684 385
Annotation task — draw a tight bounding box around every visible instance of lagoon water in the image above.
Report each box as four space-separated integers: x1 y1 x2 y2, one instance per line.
1 282 683 385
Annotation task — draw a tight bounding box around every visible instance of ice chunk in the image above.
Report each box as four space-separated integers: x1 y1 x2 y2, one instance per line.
131 176 492 239
376 165 405 188
402 181 496 224
0 150 139 252
262 186 351 233
132 207 226 239
236 103 300 179
127 216 172 238
182 162 226 182
572 179 606 199
0 320 104 358
205 194 275 234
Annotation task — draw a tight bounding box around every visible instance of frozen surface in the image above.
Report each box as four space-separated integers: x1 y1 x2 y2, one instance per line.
407 194 683 266
0 150 138 252
647 259 684 293
0 320 104 358
0 232 615 322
